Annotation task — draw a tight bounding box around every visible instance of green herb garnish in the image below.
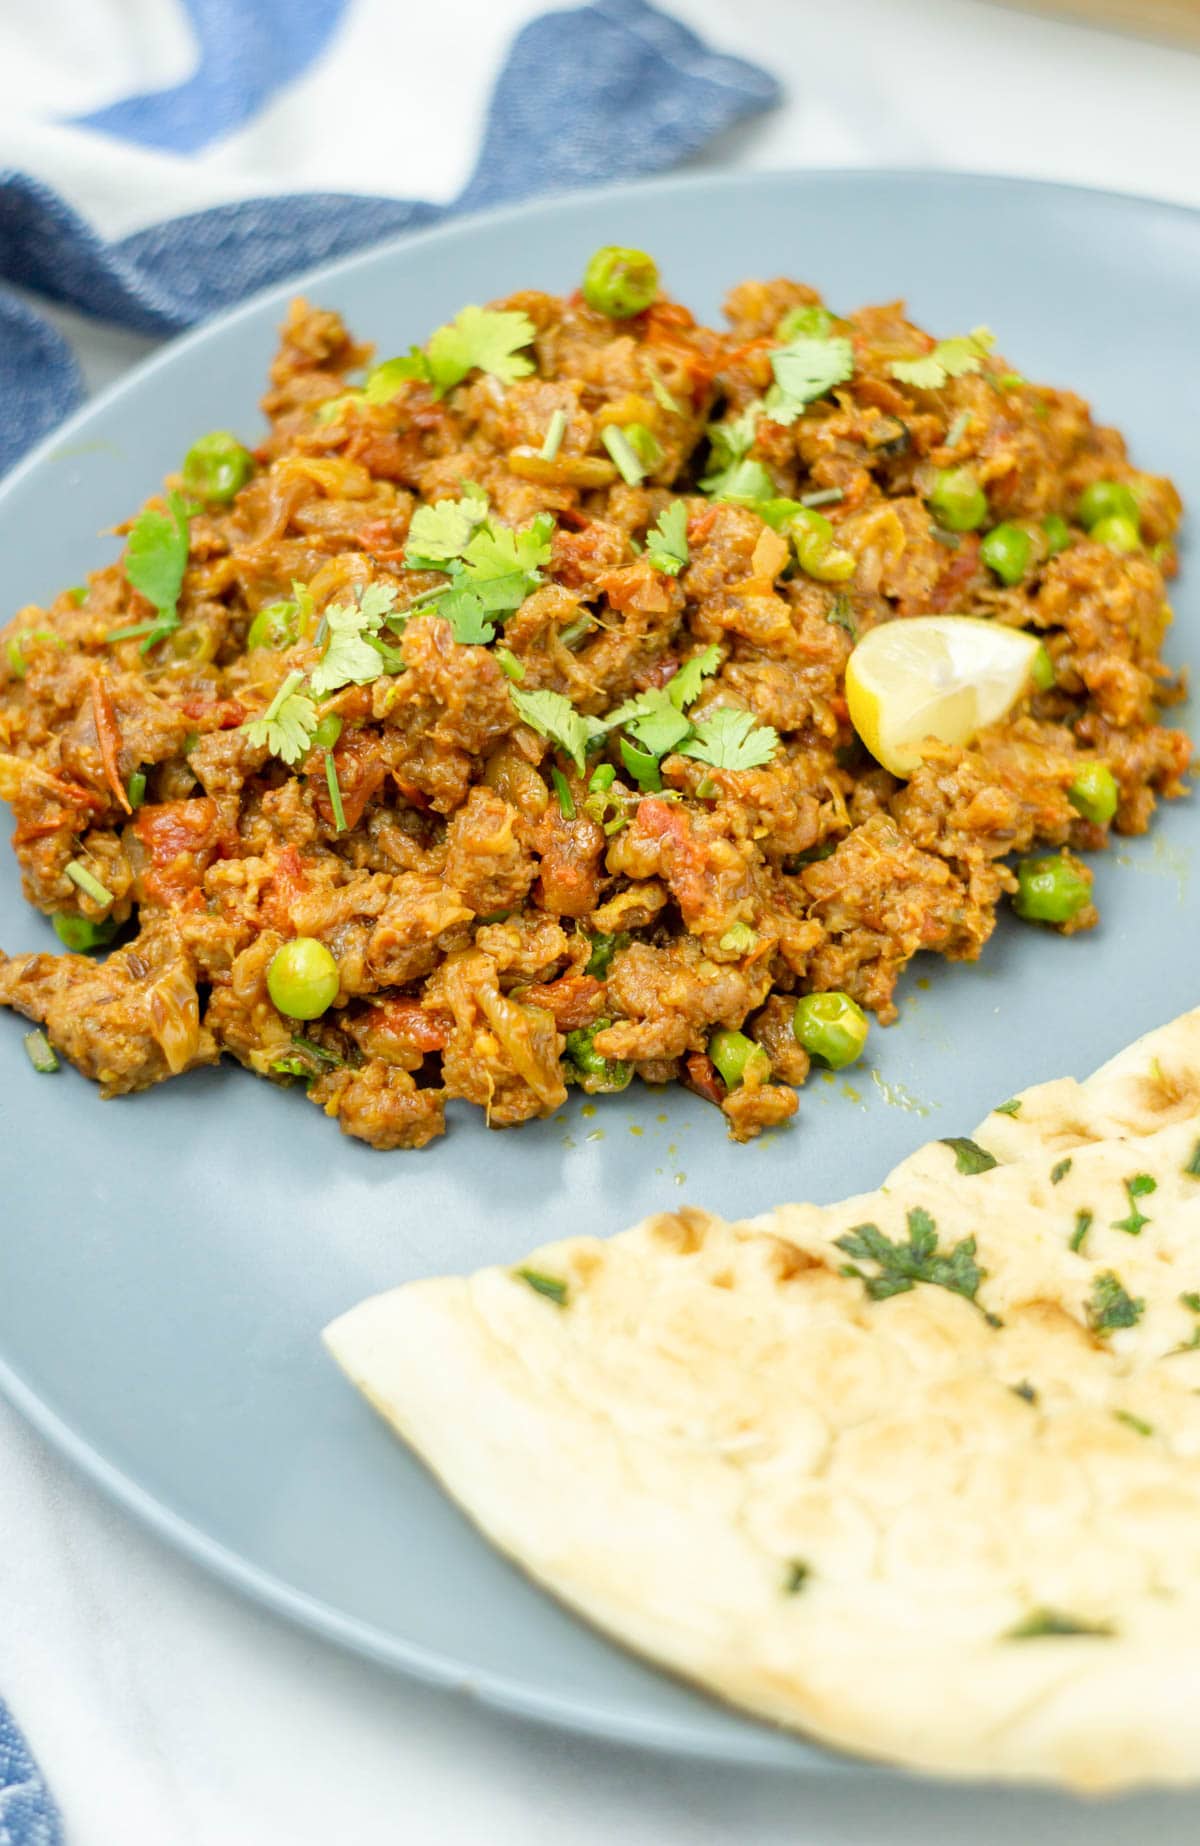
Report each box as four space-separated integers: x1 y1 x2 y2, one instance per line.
65 860 114 907
324 752 347 834
783 1560 811 1595
993 1097 1022 1118
1111 1173 1156 1237
309 584 404 697
509 688 604 775
1113 1409 1153 1437
371 305 536 401
763 333 855 425
645 500 690 576
1184 1139 1200 1178
1069 1209 1093 1254
679 707 779 772
23 1029 59 1073
540 408 568 462
109 490 191 651
836 1207 997 1322
826 594 857 639
1010 1380 1038 1404
890 327 995 391
940 1136 998 1176
514 1267 569 1307
1050 1158 1073 1185
1006 1609 1114 1641
1086 1270 1144 1335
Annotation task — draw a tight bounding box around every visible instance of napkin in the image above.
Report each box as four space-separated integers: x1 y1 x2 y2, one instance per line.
0 0 779 477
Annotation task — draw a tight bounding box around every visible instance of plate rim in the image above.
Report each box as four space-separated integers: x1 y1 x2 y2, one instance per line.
3 162 1200 1772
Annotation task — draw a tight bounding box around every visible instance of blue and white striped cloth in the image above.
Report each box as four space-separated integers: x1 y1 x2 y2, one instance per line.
0 0 778 478
0 1 776 1834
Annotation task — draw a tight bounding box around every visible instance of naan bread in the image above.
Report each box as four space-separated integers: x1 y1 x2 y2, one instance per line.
325 1009 1200 1791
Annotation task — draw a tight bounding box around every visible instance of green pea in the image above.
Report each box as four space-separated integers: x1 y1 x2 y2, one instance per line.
1031 643 1055 692
564 1019 633 1093
775 304 832 341
312 713 343 751
1013 855 1091 925
1077 479 1139 532
786 507 856 583
182 431 253 503
1068 762 1118 826
927 467 987 533
582 247 660 319
1042 513 1072 557
980 522 1033 585
707 1028 771 1090
246 601 299 651
1091 514 1141 554
792 992 869 1070
52 912 120 953
267 937 340 1020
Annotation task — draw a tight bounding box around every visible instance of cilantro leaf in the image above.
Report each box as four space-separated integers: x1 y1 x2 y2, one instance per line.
459 513 553 612
405 487 490 568
437 587 495 645
364 350 431 402
667 643 722 711
940 1136 999 1176
679 706 779 771
1111 1173 1156 1236
310 586 402 697
1006 1610 1115 1641
425 305 536 397
836 1206 997 1322
764 335 855 424
241 670 318 767
890 327 995 390
120 490 191 649
620 690 693 759
646 500 690 576
509 687 604 774
1086 1270 1145 1335
699 404 762 494
514 1267 568 1307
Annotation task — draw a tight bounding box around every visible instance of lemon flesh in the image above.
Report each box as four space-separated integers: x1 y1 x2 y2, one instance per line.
844 615 1042 778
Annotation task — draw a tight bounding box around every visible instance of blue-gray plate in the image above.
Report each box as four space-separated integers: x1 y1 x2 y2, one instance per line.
0 171 1196 1770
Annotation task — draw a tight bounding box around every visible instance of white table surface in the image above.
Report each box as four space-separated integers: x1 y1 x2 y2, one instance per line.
7 2 1200 1840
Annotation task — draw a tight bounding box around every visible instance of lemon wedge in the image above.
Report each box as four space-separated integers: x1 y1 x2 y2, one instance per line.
844 615 1042 778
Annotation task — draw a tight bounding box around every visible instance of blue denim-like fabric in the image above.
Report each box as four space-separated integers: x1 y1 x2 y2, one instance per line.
0 0 779 477
0 2 778 1836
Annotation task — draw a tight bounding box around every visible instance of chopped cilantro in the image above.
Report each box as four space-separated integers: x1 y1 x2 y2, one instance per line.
679 706 779 772
514 1266 568 1307
698 404 762 495
1113 1409 1153 1437
540 407 568 462
645 361 682 415
509 687 604 774
800 486 845 509
619 736 664 791
1170 1293 1200 1356
1086 1270 1144 1335
310 587 403 698
366 306 535 401
826 594 857 639
993 1097 1022 1117
601 425 647 486
110 490 191 651
1050 1157 1073 1185
1010 1380 1038 1405
783 1560 811 1595
1006 1609 1114 1641
1111 1173 1156 1237
890 327 995 391
940 1136 998 1176
1069 1209 1093 1254
835 1207 997 1322
404 487 490 568
666 644 722 710
1185 1139 1200 1178
613 689 693 760
241 670 319 767
646 500 690 576
324 751 346 834
550 767 575 819
496 647 524 682
764 334 855 425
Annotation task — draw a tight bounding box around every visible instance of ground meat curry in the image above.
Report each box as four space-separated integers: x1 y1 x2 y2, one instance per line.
0 252 1189 1148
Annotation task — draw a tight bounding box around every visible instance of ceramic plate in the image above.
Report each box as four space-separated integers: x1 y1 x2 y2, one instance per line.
1 171 1196 1769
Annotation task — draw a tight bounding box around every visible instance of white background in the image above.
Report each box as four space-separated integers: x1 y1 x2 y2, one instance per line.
5 1 1200 1840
